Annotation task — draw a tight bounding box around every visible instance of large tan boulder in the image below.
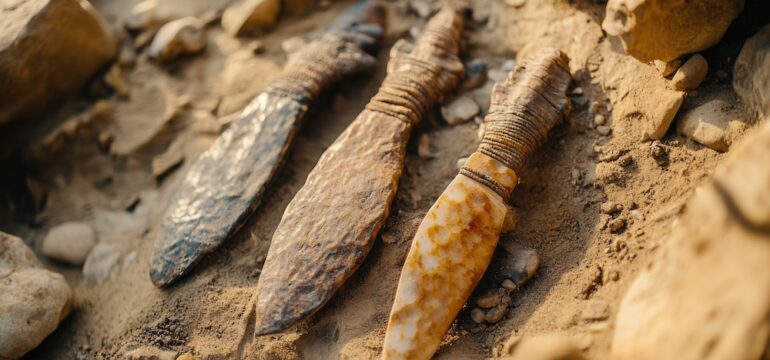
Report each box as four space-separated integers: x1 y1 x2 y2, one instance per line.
0 232 73 360
612 119 770 360
602 0 744 62
734 25 770 118
0 0 117 125
221 0 280 37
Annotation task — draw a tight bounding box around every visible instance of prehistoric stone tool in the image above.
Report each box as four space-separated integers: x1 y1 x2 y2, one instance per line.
383 48 572 360
253 5 466 335
149 2 385 288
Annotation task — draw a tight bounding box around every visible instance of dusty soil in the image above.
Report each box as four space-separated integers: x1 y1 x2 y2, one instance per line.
0 0 761 359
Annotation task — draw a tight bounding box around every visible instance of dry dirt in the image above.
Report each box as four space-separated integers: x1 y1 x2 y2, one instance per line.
0 0 760 359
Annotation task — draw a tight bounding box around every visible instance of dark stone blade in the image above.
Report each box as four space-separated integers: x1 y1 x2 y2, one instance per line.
150 92 306 288
150 1 385 288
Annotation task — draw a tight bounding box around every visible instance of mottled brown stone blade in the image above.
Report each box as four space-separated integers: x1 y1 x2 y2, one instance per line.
149 2 385 288
253 5 467 335
384 49 571 360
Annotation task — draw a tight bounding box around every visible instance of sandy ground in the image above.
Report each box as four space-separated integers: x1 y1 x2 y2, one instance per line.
0 0 758 359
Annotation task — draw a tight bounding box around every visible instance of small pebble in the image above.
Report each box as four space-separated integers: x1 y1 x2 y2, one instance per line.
457 157 468 170
148 17 206 63
500 59 517 71
618 154 633 167
471 308 486 324
501 279 517 291
593 114 606 126
630 209 644 221
600 201 623 215
485 305 506 323
463 58 487 89
608 270 619 281
417 133 432 159
671 54 708 91
441 96 480 125
476 292 502 308
596 125 611 136
608 218 626 233
42 222 97 266
487 68 509 83
570 87 584 95
580 300 610 322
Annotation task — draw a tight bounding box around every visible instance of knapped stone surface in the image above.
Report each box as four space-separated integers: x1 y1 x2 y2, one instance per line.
602 0 744 62
0 232 73 360
733 25 770 118
677 99 746 152
0 0 117 124
221 0 280 37
612 119 770 360
41 222 97 266
149 17 206 63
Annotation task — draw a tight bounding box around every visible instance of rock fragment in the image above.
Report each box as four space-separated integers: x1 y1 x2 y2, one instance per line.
0 0 117 124
0 232 73 359
501 241 540 286
221 0 281 37
149 17 207 63
612 118 770 360
476 291 503 308
733 25 770 118
677 99 745 152
441 96 480 125
83 243 122 284
600 201 623 214
602 0 744 62
654 59 683 77
580 300 610 322
671 54 708 91
596 125 611 136
608 218 626 233
42 222 97 266
501 334 588 360
463 58 488 89
417 133 432 159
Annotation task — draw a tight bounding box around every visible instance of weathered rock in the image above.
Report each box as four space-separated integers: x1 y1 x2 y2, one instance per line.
654 59 683 77
501 334 587 360
149 17 206 63
485 305 507 323
463 58 487 89
417 133 432 159
0 0 117 124
0 232 73 359
596 125 612 136
123 345 177 360
600 201 623 214
677 99 746 152
476 291 503 308
599 43 685 141
221 0 281 37
470 308 486 324
671 54 709 91
612 119 770 360
441 96 480 125
734 25 770 118
83 243 121 284
602 0 744 62
608 217 626 233
500 240 540 286
580 300 610 322
41 222 97 266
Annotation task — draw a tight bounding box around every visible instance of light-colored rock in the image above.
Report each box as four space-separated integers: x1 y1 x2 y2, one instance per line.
580 300 610 322
470 308 486 324
734 25 770 118
0 232 73 359
0 0 117 124
654 59 683 77
41 222 97 266
476 291 502 308
501 334 587 360
83 243 121 284
417 133 432 159
441 96 480 125
500 241 539 286
123 345 177 360
602 0 744 62
221 0 280 37
456 157 468 170
596 125 612 136
598 42 686 141
149 17 206 63
671 54 709 91
612 120 770 360
677 99 746 152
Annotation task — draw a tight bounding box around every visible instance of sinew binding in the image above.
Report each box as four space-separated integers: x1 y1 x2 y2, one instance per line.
253 4 467 335
383 48 572 360
149 1 385 288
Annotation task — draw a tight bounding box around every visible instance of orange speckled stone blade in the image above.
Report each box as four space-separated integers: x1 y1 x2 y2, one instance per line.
383 153 515 360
